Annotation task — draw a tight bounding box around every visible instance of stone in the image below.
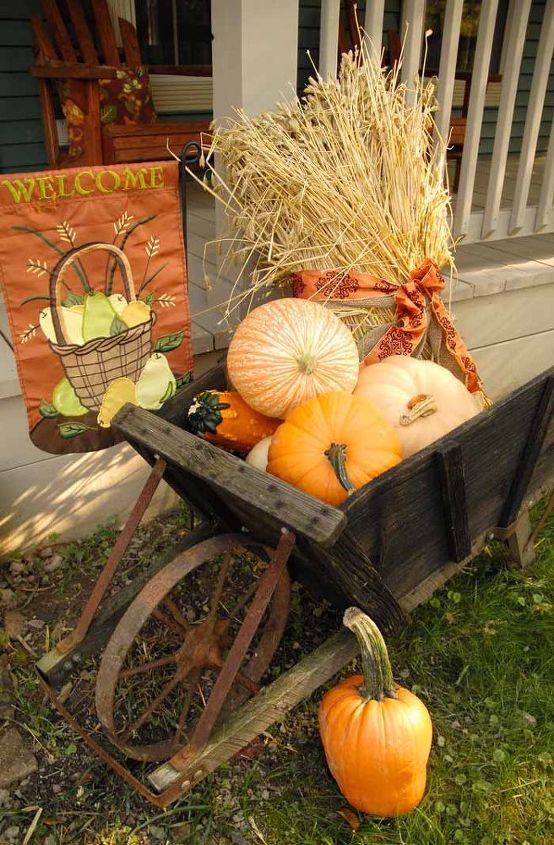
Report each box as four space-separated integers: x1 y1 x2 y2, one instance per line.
4 826 20 843
0 656 15 720
0 589 16 608
44 554 63 573
9 561 25 576
0 727 38 789
40 547 53 559
0 787 12 807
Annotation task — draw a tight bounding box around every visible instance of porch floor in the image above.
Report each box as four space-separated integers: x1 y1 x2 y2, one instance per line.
186 154 552 354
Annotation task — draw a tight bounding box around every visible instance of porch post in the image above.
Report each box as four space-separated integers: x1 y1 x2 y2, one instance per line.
211 0 299 123
209 0 299 309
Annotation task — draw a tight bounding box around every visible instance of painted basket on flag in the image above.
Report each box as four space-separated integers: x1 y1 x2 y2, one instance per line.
49 242 155 412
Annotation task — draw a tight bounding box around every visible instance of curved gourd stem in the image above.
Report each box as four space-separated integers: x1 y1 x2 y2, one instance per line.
399 393 438 426
343 607 396 701
325 442 354 493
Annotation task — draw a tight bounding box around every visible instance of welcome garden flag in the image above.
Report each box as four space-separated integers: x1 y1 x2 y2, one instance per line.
0 160 193 454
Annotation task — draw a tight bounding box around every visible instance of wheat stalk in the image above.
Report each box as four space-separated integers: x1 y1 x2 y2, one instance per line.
190 47 454 325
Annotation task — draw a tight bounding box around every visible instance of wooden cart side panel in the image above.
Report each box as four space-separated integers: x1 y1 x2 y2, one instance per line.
460 371 553 537
113 406 347 548
344 451 454 597
343 367 554 598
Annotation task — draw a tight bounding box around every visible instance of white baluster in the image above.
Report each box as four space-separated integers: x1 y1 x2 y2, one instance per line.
453 0 500 239
401 0 426 103
433 0 464 148
319 0 341 78
509 0 554 233
363 0 385 62
535 119 554 231
481 0 532 238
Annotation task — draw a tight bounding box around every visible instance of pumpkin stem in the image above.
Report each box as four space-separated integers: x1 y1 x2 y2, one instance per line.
187 391 231 435
399 393 438 426
343 607 396 701
325 443 354 494
297 353 317 375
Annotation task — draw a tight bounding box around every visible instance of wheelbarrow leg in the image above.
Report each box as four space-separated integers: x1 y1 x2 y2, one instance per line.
55 458 167 655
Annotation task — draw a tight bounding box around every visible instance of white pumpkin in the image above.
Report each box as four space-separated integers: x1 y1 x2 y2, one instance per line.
354 355 479 457
227 298 359 419
245 435 273 472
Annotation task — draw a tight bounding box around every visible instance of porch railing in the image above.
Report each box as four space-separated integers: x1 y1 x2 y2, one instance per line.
318 0 554 244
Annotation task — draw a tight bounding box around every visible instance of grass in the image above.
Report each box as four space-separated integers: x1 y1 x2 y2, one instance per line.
0 501 552 844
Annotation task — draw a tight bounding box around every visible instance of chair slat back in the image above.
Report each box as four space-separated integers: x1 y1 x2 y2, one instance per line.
42 0 77 62
31 13 59 62
91 0 122 66
67 0 99 64
118 17 143 67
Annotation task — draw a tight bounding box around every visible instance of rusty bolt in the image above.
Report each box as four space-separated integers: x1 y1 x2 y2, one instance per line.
193 769 203 780
181 779 191 790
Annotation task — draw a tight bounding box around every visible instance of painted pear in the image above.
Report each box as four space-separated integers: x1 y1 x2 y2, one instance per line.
39 306 84 345
97 377 136 427
82 291 118 342
136 353 176 410
52 376 88 416
120 300 151 328
109 293 128 315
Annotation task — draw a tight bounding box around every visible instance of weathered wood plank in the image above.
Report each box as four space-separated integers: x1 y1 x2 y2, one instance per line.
113 406 347 547
295 531 406 635
499 374 554 526
147 628 359 796
436 440 471 561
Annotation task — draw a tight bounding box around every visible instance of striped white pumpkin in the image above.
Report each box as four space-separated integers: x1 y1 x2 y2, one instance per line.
227 298 359 419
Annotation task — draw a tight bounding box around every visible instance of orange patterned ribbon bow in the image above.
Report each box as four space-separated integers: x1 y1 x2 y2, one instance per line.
291 259 481 393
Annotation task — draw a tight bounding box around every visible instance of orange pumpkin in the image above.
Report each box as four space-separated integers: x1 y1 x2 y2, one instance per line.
187 390 280 454
267 391 401 505
319 608 433 817
226 298 359 419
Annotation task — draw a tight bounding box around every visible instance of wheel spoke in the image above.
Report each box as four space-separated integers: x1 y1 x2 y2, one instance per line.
170 669 201 749
219 580 260 633
119 654 176 679
207 549 234 622
152 606 186 637
160 597 190 632
119 672 182 740
209 653 260 695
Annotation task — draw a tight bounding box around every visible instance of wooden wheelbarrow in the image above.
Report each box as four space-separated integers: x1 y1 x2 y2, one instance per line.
36 362 553 806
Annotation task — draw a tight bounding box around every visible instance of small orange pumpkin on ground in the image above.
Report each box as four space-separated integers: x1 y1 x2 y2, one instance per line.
267 391 401 505
186 390 280 454
319 608 433 817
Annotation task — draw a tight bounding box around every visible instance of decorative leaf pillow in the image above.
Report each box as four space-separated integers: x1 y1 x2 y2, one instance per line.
98 65 157 127
58 66 157 162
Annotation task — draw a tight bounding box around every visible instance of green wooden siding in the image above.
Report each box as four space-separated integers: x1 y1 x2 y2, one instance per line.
0 0 47 174
297 0 402 94
0 0 551 172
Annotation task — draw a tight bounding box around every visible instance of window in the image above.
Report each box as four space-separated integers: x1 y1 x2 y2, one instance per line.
424 1 509 76
134 0 211 69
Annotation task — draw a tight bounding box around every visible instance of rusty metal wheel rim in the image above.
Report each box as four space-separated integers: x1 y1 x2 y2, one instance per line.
95 534 290 762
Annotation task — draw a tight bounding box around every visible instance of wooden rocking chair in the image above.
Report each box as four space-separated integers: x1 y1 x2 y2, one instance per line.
31 0 211 168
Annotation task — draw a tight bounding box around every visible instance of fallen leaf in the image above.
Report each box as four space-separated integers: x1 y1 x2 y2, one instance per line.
4 610 25 639
338 807 360 832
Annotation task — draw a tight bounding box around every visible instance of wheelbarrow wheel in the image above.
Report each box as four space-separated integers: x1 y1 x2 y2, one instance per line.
95 534 290 762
